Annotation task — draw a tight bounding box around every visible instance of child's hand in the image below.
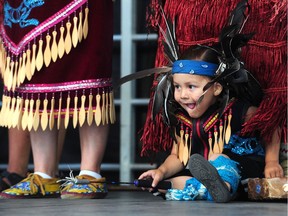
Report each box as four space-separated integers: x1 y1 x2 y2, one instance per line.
264 161 284 178
138 169 165 190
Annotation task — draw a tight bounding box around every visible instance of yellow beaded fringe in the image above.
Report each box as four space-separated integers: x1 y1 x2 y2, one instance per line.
0 90 116 131
174 106 233 165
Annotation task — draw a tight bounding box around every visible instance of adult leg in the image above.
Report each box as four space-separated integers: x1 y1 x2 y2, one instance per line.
7 128 30 177
30 128 58 177
60 123 109 199
55 125 66 175
0 128 30 191
79 123 109 173
0 127 61 198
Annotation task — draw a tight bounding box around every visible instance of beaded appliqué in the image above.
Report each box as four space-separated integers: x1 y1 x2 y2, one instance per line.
225 134 265 156
4 0 45 28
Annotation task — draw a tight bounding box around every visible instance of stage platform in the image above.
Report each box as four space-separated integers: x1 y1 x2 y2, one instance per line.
0 190 287 216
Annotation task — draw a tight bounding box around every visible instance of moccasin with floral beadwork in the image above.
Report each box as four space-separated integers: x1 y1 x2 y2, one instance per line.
60 175 107 199
0 173 60 199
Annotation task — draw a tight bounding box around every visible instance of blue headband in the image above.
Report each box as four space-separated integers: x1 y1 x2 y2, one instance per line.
172 60 218 77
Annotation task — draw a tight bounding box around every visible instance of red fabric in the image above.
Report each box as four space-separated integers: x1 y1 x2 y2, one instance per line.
141 0 287 155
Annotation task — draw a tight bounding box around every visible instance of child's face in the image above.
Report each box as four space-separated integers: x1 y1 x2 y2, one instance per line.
173 74 220 118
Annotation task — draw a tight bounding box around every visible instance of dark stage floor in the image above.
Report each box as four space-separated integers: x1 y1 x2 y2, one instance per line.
0 190 287 216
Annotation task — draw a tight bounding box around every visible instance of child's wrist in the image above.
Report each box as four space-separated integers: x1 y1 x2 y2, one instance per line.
265 160 279 164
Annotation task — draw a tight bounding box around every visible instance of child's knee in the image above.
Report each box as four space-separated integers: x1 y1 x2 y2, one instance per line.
209 153 229 161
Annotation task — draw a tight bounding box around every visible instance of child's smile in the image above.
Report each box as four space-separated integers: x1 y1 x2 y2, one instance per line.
184 102 196 110
173 74 219 118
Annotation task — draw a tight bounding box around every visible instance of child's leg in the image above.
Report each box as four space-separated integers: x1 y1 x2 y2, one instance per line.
188 154 240 203
165 177 208 201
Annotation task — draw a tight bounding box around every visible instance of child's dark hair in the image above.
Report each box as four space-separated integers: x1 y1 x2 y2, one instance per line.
179 45 221 65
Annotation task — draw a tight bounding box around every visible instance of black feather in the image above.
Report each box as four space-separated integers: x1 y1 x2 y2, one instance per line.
218 88 230 118
226 0 250 35
157 6 179 63
219 0 251 61
231 33 254 51
162 40 177 64
152 73 171 121
113 67 171 90
162 78 172 125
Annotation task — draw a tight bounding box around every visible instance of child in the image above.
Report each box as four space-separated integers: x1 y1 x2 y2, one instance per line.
138 45 283 202
143 0 286 163
137 0 284 202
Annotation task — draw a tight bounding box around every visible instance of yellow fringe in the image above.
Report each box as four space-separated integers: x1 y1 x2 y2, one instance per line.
0 90 116 131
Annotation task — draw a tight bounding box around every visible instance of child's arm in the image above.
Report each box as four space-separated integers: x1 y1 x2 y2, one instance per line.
245 107 283 178
264 127 284 178
139 143 184 187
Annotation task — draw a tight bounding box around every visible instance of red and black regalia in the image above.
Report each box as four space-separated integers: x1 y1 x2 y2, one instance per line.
0 0 115 130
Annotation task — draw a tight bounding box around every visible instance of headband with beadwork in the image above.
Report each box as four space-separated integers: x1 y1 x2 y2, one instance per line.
172 60 218 76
